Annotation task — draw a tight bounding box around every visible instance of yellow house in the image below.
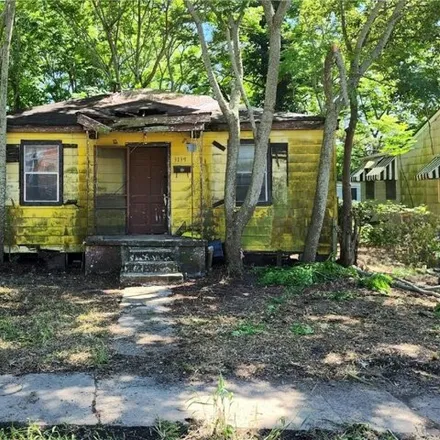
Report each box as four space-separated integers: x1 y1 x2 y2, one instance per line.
352 110 440 214
6 90 335 281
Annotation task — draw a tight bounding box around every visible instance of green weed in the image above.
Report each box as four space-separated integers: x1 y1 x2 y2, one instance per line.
0 317 23 342
328 290 357 301
265 296 288 316
258 261 357 288
360 273 393 294
434 304 440 319
92 342 109 366
290 323 314 336
231 322 266 337
0 424 112 440
154 419 182 440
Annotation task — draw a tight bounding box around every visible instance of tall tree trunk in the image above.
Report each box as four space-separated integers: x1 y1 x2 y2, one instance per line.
223 113 243 277
340 94 359 267
303 45 347 262
0 0 16 263
303 110 338 262
185 0 290 277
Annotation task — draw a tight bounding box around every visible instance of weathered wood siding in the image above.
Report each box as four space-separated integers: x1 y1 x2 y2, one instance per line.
399 111 440 214
6 127 334 254
5 132 88 252
204 129 336 254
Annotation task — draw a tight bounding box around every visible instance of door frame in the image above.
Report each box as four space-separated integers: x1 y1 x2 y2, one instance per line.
126 142 171 235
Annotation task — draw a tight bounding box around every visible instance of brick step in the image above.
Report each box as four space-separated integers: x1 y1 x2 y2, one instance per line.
120 272 184 286
126 247 175 262
122 260 180 274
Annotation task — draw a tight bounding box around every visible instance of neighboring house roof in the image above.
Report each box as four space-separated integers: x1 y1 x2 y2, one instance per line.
416 155 440 180
351 155 398 182
7 89 324 132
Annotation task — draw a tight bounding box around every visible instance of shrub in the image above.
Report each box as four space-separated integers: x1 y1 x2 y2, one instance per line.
356 202 440 267
258 261 357 288
360 273 393 294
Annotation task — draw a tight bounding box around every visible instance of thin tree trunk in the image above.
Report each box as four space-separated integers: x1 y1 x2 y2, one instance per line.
303 45 347 262
340 94 359 267
185 0 290 277
0 0 16 263
303 111 338 262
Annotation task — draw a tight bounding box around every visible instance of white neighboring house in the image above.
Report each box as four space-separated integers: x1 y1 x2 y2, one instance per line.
336 182 362 202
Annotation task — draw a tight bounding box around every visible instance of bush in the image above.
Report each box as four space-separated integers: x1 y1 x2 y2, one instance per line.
356 202 440 267
258 261 357 288
359 273 393 294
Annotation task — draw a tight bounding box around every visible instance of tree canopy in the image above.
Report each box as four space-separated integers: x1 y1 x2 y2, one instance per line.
4 0 440 158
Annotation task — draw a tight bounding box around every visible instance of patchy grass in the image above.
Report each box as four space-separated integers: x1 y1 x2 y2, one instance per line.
290 323 314 336
0 267 120 374
326 290 357 301
232 322 266 337
0 423 417 440
168 268 440 396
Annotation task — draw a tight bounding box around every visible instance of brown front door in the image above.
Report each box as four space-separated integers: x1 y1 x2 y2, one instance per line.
128 146 168 234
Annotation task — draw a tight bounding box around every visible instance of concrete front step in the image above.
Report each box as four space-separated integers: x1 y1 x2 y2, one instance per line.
120 272 184 286
122 261 180 274
127 247 175 262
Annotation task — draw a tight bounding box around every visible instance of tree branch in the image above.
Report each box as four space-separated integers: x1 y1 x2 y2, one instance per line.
358 0 407 77
226 13 258 138
352 1 383 71
185 0 230 115
339 0 353 53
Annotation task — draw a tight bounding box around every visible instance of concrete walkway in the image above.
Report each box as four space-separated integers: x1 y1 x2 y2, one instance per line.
0 373 439 435
111 285 176 358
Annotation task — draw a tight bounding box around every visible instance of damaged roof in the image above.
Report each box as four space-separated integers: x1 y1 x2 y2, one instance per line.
7 89 324 132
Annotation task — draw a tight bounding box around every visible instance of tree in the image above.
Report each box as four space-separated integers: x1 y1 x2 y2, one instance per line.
185 0 291 276
302 44 347 262
302 0 408 264
339 0 407 267
0 0 16 262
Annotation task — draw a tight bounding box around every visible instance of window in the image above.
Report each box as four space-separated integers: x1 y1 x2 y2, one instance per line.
365 180 375 200
20 141 63 205
386 179 397 200
236 142 271 204
351 187 358 201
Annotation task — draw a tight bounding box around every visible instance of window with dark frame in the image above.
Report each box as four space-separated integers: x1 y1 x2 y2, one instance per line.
236 141 271 205
20 141 63 205
386 179 397 200
365 180 375 200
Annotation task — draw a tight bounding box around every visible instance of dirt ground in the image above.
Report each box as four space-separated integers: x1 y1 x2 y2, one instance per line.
167 271 439 396
0 262 120 374
0 257 439 400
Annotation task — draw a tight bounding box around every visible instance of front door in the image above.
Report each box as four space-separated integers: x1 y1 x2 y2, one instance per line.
128 146 168 234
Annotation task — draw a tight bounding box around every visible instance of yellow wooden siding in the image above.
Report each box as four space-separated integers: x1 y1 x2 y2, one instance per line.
94 132 206 235
203 129 335 253
399 111 440 214
7 127 332 254
5 132 89 252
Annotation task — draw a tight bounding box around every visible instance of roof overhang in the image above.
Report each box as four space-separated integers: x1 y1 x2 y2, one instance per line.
416 156 440 180
351 156 398 182
351 158 381 182
366 156 397 181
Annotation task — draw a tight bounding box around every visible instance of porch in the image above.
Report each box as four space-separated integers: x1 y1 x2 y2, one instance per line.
84 234 207 283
